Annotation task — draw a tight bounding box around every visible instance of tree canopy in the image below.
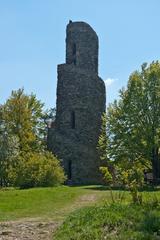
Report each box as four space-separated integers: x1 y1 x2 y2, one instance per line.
99 61 160 186
0 88 65 188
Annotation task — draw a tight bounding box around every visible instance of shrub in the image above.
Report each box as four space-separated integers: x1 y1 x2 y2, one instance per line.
11 151 66 188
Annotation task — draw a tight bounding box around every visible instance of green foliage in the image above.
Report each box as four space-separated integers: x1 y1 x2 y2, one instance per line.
100 166 112 184
0 134 19 187
2 88 46 152
121 161 144 204
11 151 66 188
0 116 19 187
98 61 160 203
0 89 65 188
55 202 160 240
106 61 160 181
100 163 145 204
98 114 145 203
97 113 108 162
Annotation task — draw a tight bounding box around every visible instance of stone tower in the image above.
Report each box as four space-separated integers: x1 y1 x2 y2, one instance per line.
48 21 106 184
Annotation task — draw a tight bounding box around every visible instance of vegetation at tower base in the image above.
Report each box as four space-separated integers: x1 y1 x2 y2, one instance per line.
11 151 66 189
98 61 160 200
0 88 65 188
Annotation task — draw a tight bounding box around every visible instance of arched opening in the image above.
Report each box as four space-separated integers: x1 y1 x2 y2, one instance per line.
72 43 76 55
71 111 75 129
73 58 76 65
72 43 76 65
94 57 98 72
68 160 72 180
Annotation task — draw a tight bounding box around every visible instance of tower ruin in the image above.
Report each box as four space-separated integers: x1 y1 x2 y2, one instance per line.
48 21 106 184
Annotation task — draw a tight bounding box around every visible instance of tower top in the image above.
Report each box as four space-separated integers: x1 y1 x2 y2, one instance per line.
66 21 99 74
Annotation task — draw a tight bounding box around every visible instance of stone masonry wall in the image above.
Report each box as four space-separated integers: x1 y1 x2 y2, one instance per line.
48 21 106 184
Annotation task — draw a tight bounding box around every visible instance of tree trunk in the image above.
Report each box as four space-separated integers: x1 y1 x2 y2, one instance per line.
152 147 160 184
0 178 2 187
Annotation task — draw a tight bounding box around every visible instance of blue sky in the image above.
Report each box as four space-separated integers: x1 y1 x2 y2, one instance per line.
0 0 160 109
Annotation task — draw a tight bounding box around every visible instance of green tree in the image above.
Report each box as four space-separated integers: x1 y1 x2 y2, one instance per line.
2 88 46 152
0 117 19 187
110 62 160 183
0 89 65 188
99 61 160 188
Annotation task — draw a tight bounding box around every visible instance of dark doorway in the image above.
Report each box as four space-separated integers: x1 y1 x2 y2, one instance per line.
71 111 75 129
73 43 76 54
94 57 98 72
68 160 72 180
73 58 76 65
72 43 76 65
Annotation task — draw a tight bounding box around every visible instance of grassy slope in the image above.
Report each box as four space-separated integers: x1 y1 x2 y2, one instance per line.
55 203 160 240
0 185 160 240
0 185 108 221
54 190 160 240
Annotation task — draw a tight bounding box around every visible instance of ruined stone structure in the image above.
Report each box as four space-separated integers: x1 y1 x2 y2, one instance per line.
48 21 106 184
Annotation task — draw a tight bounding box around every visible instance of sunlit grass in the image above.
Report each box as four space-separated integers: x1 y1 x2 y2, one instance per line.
55 190 160 240
0 185 108 221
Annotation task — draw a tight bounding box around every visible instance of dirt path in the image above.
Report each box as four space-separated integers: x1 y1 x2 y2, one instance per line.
0 220 59 240
0 192 103 240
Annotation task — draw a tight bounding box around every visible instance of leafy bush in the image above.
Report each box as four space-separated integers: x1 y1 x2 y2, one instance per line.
100 160 145 204
11 151 66 188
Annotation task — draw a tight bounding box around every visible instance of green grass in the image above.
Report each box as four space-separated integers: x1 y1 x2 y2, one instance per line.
54 190 160 240
0 185 108 221
54 202 160 240
0 186 84 221
0 185 160 240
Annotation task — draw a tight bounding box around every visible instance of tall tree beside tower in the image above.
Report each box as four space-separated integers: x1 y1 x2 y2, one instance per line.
99 61 160 184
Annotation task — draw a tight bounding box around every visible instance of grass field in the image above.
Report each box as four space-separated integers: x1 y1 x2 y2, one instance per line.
53 188 160 240
54 201 160 240
0 186 160 239
0 185 110 221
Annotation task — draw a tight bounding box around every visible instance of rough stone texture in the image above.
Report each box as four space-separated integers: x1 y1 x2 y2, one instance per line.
48 21 106 184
